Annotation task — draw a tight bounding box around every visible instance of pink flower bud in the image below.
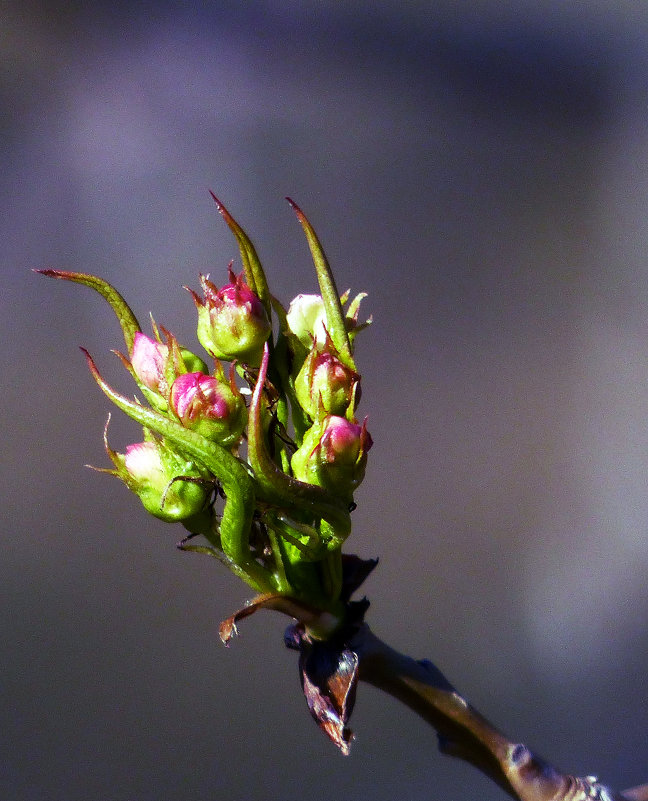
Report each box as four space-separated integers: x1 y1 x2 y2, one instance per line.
190 268 271 365
318 415 373 469
130 333 169 395
291 415 372 500
124 441 165 480
294 348 359 420
169 371 245 446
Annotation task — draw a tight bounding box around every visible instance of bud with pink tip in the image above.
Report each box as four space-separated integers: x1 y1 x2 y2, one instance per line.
131 332 169 394
169 369 246 447
189 268 271 365
291 415 372 501
129 331 208 412
294 348 359 420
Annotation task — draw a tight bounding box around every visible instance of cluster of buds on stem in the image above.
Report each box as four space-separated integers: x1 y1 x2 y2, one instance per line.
40 196 372 637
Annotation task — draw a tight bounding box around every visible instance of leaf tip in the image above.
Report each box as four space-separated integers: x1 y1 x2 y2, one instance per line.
285 196 305 221
209 191 234 225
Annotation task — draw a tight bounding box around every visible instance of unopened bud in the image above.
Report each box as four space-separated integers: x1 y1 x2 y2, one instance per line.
291 415 372 500
129 332 208 411
190 269 271 365
169 370 246 447
121 440 209 522
286 294 328 349
294 348 359 420
131 332 169 395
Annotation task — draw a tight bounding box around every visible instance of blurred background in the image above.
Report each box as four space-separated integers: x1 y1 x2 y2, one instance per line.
3 1 648 798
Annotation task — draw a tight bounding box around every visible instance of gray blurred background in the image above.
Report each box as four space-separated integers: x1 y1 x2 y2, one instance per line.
3 1 648 799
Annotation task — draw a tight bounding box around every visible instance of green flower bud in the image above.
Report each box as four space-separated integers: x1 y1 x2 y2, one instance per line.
105 436 209 523
294 347 359 420
189 268 271 365
291 415 372 501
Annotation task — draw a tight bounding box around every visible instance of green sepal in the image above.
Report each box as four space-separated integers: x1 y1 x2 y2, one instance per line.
37 270 141 355
180 348 209 375
345 291 372 346
209 193 272 319
270 328 310 446
286 199 355 370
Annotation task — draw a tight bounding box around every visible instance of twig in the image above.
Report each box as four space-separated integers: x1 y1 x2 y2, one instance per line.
350 624 635 801
622 785 648 801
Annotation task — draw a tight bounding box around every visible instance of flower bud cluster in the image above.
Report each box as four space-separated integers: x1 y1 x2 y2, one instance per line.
48 198 372 609
129 331 246 434
286 294 371 505
101 279 259 521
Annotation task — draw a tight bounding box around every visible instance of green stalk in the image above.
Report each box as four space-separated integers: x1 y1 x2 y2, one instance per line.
247 345 351 550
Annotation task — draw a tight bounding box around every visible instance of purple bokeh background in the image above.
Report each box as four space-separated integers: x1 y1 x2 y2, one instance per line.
3 2 648 799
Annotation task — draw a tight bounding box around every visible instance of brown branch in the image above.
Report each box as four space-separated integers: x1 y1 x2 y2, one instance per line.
350 623 635 801
622 785 648 801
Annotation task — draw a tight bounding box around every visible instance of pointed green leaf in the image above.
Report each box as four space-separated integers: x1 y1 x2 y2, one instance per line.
209 193 272 316
37 270 141 355
285 200 354 369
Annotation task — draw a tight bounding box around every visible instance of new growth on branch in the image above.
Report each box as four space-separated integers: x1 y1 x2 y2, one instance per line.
40 197 646 800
